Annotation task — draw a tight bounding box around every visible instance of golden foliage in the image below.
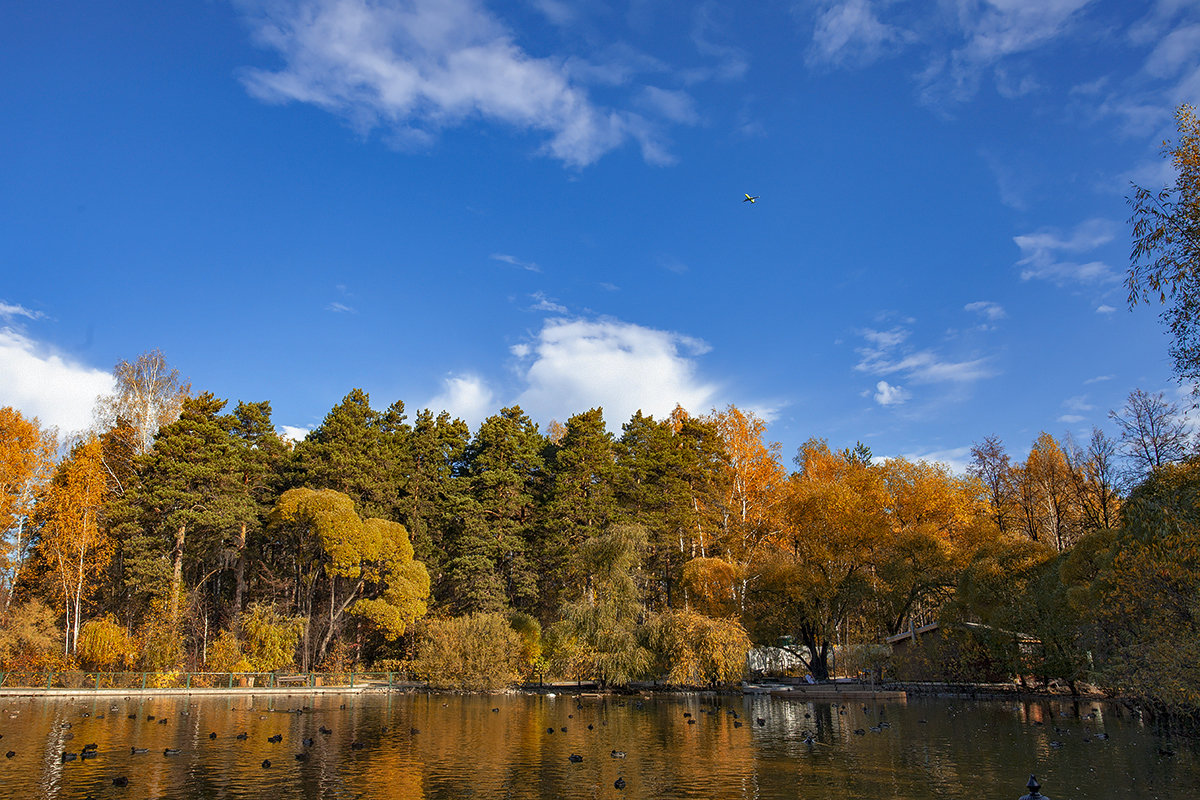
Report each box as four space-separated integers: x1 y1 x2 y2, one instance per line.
38 436 110 653
680 557 740 616
75 616 135 671
204 629 251 673
0 599 64 670
240 603 305 671
647 609 750 686
413 613 526 690
708 405 787 564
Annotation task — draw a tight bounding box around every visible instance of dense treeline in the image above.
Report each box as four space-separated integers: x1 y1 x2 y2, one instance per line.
4 347 1198 712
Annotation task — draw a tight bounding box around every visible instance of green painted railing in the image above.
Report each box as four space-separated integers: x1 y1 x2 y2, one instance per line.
0 670 419 690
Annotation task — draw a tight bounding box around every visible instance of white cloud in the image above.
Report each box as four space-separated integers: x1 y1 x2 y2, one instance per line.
279 425 312 442
491 253 540 272
874 380 910 406
1014 218 1121 284
327 301 356 313
1096 304 1117 314
1084 374 1115 384
426 373 495 427
1063 394 1094 412
512 317 719 428
964 300 1007 321
0 327 114 435
1057 414 1086 424
238 0 678 166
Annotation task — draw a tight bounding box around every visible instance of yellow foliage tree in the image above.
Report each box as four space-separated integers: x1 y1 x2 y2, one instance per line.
707 405 787 605
647 609 750 686
38 436 110 655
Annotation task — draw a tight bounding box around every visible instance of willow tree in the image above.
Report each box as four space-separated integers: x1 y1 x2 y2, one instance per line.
1127 104 1200 382
559 524 651 687
270 488 429 669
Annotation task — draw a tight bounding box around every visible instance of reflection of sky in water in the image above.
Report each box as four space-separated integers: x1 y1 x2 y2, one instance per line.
0 693 1195 799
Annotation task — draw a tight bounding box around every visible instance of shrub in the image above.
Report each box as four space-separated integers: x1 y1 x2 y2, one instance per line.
414 613 525 690
0 599 65 671
240 604 305 672
76 616 136 671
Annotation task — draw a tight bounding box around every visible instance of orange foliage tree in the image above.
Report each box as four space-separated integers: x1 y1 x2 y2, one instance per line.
0 407 56 615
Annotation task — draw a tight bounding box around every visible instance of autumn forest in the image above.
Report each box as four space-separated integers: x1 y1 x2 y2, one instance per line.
2 344 1199 721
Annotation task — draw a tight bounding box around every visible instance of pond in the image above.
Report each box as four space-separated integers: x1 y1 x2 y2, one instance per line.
0 691 1195 799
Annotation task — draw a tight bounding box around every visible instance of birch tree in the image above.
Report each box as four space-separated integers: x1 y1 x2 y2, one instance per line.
39 436 109 654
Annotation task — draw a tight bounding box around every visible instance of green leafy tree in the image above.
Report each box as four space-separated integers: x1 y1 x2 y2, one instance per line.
560 524 651 687
443 407 546 615
270 488 430 669
537 409 618 617
615 408 726 611
396 409 470 604
115 394 259 625
291 389 398 520
1083 459 1200 716
1127 104 1200 382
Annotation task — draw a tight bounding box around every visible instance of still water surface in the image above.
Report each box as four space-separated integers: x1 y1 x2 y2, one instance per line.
0 691 1195 799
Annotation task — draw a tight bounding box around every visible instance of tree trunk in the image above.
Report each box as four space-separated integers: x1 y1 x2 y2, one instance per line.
315 577 364 667
232 522 247 624
170 524 186 619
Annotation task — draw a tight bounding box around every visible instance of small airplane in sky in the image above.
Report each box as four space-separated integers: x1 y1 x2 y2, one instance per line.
743 194 759 203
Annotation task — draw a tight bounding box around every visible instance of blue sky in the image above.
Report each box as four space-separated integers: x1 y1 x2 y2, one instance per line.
2 0 1198 471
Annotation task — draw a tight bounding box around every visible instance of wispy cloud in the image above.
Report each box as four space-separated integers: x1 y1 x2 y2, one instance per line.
238 0 687 166
491 253 540 272
1096 304 1117 314
530 291 567 314
898 445 973 475
799 0 1095 103
855 326 994 385
805 0 909 68
0 301 45 322
964 300 1007 322
1014 218 1120 285
327 301 356 313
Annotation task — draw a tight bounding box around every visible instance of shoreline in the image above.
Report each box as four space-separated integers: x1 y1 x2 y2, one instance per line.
0 679 1112 704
